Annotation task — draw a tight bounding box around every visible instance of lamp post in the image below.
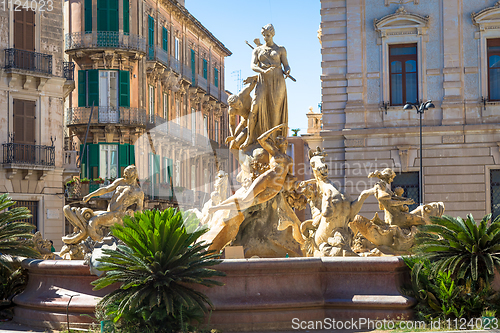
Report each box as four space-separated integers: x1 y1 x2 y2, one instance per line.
403 100 435 205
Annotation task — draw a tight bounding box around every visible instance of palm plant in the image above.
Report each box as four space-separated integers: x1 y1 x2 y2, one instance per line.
413 214 500 285
0 193 39 271
92 208 225 332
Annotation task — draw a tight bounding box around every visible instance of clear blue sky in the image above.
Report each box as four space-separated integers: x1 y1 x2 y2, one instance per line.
187 0 322 136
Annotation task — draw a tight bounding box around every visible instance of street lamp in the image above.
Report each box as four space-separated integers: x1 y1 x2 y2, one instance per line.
403 100 435 205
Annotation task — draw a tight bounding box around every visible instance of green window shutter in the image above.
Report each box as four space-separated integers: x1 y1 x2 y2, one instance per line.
88 144 99 179
84 0 92 32
118 144 129 177
78 70 87 107
162 27 168 51
191 49 196 83
109 0 118 32
203 59 207 79
162 157 167 183
148 16 154 46
97 0 107 31
129 144 135 165
119 70 130 107
87 70 99 107
80 144 86 178
123 0 129 34
214 68 219 87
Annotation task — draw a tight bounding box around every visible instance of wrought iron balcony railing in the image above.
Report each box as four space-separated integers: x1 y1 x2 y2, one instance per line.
4 48 52 75
63 61 75 81
66 107 147 126
65 32 147 54
2 143 55 166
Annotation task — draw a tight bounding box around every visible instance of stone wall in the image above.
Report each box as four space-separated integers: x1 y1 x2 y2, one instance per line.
320 0 500 220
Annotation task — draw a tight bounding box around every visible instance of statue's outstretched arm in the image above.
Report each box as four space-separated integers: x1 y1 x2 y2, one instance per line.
83 179 121 202
257 123 286 156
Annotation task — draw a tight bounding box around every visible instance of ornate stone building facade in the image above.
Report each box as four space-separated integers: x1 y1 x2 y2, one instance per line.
0 2 74 248
320 0 500 219
64 0 231 209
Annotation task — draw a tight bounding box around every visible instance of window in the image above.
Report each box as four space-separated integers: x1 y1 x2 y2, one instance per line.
191 164 196 190
162 27 168 52
191 107 196 132
78 70 129 108
191 49 196 84
488 39 500 101
203 59 208 79
148 16 155 59
99 144 118 179
214 120 219 142
214 67 219 87
389 44 418 106
149 85 155 122
163 93 169 121
175 99 180 124
14 8 34 51
13 99 35 145
391 171 419 212
10 200 38 230
123 0 129 34
97 0 119 32
491 169 500 220
175 37 179 60
99 71 118 108
175 160 181 187
203 115 208 135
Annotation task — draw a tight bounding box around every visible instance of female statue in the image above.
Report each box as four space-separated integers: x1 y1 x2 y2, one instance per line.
240 24 290 149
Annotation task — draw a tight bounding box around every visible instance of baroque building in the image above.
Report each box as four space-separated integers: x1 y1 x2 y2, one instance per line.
0 3 75 248
320 0 500 220
64 0 232 209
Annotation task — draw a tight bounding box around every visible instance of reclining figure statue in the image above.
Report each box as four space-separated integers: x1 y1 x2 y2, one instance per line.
61 165 144 259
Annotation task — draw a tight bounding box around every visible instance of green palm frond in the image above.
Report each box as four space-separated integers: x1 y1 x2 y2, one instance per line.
0 194 39 271
92 208 224 329
413 214 500 284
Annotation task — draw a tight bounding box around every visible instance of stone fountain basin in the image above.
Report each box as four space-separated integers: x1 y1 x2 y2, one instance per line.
13 257 415 331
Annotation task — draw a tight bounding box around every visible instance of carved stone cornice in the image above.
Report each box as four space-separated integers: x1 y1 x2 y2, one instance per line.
472 1 500 27
385 0 419 6
374 6 429 35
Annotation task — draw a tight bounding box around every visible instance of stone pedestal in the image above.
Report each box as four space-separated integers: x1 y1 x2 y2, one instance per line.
13 259 115 330
233 194 303 258
13 257 414 331
195 256 415 332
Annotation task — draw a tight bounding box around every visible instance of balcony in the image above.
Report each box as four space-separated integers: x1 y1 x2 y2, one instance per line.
2 143 56 178
197 74 208 92
4 48 52 76
67 107 147 126
65 31 147 55
170 55 180 74
182 64 193 83
63 150 80 181
63 62 75 81
209 83 219 99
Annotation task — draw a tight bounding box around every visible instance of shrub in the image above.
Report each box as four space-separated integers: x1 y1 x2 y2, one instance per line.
0 193 39 271
414 214 500 286
92 208 224 333
404 213 500 321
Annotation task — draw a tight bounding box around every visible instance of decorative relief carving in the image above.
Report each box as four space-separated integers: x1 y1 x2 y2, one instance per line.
385 0 419 6
442 135 465 144
345 139 365 148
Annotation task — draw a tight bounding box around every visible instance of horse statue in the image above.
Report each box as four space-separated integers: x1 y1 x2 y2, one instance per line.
300 147 376 257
